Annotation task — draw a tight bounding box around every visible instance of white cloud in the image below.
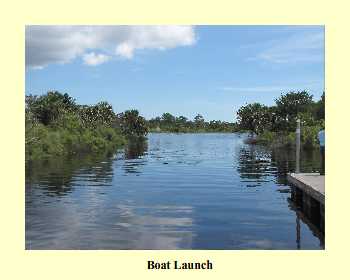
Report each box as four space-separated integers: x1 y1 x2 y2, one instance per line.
115 43 134 59
83 52 110 66
250 30 324 63
26 25 196 68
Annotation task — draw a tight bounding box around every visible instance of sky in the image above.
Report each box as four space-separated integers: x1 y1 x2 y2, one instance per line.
25 25 324 122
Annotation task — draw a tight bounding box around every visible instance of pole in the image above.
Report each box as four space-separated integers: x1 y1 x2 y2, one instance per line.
296 119 301 173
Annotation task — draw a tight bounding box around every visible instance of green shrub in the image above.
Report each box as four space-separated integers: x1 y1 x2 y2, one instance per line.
301 125 322 149
25 92 131 162
256 130 275 144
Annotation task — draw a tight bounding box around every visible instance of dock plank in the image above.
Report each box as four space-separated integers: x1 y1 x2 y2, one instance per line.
287 173 325 205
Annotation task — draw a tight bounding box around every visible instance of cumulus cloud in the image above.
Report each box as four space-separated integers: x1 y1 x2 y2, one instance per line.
83 52 110 66
25 25 196 68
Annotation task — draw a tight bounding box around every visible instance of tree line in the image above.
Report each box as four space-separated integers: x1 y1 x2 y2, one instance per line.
236 91 325 148
26 90 325 161
147 113 238 133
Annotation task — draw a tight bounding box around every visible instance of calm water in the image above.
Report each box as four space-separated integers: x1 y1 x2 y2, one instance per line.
26 133 324 249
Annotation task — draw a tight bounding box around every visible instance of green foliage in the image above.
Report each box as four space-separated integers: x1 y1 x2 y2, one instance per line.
237 91 325 149
161 112 176 125
274 91 314 131
79 102 116 128
25 91 146 161
194 114 205 128
26 91 78 125
118 109 148 137
255 130 275 144
313 92 325 120
301 124 323 149
237 103 271 134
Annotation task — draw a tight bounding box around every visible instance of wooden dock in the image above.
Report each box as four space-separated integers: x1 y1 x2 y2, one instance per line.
287 173 325 235
287 173 325 205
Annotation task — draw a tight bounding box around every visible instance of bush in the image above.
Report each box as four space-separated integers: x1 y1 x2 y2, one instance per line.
301 125 322 149
25 91 129 162
256 130 275 144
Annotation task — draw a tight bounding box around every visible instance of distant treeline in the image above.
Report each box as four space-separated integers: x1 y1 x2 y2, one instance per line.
147 113 238 133
236 91 325 149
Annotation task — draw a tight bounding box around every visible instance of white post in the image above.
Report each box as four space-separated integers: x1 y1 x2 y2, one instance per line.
296 119 301 173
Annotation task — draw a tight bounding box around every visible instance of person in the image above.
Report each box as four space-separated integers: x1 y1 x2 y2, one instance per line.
318 129 325 175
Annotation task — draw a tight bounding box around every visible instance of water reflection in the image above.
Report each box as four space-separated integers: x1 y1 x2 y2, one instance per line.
124 138 148 159
236 142 324 246
26 153 115 197
237 145 272 187
288 198 325 249
26 133 324 249
122 138 148 174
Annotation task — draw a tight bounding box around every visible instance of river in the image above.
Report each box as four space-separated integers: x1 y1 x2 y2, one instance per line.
26 133 324 249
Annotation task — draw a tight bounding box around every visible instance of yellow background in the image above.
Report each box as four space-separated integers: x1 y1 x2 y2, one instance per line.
1 0 348 278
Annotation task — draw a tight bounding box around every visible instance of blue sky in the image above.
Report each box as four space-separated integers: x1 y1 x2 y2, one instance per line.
25 25 324 121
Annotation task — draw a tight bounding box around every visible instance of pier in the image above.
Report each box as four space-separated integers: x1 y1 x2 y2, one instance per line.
287 173 325 235
287 173 324 205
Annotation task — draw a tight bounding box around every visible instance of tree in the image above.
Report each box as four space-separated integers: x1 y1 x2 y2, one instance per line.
313 92 325 121
194 114 205 128
176 116 188 126
147 117 162 129
80 101 115 128
208 120 221 130
119 109 148 137
274 91 313 131
161 113 176 126
27 91 77 125
237 103 271 134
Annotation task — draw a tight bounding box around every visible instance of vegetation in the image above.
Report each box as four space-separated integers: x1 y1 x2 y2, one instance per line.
25 91 148 161
117 110 148 137
26 89 324 161
236 91 325 149
147 113 238 133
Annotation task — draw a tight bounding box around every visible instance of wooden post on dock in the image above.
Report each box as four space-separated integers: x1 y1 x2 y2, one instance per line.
296 119 301 173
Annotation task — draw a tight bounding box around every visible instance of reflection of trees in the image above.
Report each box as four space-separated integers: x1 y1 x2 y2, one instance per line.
237 145 271 186
269 148 295 185
300 148 322 173
270 147 322 185
237 144 322 186
124 137 148 159
122 138 148 174
26 153 115 197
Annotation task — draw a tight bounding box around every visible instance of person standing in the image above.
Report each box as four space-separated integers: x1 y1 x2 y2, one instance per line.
318 129 325 175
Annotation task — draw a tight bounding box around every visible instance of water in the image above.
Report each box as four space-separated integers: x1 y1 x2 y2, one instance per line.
26 133 324 249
